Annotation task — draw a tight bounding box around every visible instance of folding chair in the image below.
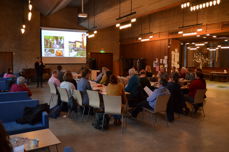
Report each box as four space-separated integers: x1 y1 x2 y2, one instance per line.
143 94 170 126
103 95 127 133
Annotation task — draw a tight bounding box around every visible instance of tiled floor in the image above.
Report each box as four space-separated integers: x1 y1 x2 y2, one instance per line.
30 80 229 152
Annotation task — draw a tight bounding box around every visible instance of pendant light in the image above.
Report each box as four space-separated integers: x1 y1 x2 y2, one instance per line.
78 0 88 18
116 0 136 30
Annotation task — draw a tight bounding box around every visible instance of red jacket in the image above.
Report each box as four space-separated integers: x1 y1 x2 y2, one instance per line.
10 84 32 96
188 79 206 98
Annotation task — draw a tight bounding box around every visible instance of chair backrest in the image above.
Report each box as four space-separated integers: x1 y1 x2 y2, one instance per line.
48 82 57 95
154 94 170 113
57 87 69 103
73 90 83 106
87 90 100 108
103 95 122 115
194 89 207 104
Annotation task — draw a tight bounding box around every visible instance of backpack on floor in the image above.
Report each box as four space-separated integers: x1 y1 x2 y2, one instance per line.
49 105 61 119
92 112 110 130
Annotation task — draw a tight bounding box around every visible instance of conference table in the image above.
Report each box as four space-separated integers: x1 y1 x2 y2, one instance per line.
89 81 130 95
10 129 61 152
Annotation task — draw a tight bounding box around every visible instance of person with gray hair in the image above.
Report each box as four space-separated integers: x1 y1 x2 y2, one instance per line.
125 68 142 107
10 76 32 96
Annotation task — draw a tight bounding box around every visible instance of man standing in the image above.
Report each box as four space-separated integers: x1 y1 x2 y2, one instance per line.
34 57 45 88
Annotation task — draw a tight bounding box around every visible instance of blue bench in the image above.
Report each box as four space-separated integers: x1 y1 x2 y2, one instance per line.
0 100 49 135
0 78 15 91
0 91 31 102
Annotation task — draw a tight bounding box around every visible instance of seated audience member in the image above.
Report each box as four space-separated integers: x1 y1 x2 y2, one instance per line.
125 68 142 107
185 71 206 104
145 65 153 77
171 66 179 75
167 73 188 121
103 70 113 86
95 67 109 83
0 122 12 152
179 67 187 79
99 69 111 85
48 71 60 87
139 70 151 89
131 79 170 118
60 71 76 97
185 68 195 81
157 67 168 80
107 75 127 125
57 65 64 82
3 68 16 78
10 76 32 96
77 68 92 105
139 70 153 99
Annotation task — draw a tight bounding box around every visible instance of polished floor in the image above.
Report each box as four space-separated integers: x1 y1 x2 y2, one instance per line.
31 80 229 152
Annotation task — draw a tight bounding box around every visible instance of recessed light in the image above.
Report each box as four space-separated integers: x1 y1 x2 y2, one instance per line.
213 35 217 38
206 34 210 36
203 37 207 39
197 35 200 37
225 40 228 42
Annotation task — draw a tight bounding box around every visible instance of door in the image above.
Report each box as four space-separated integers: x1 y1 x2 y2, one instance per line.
90 53 113 71
0 52 13 74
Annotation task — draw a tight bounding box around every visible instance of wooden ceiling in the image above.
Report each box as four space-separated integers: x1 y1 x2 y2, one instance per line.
80 0 181 29
32 0 181 29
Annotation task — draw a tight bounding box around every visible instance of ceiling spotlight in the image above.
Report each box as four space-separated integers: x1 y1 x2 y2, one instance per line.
206 34 210 36
178 31 183 34
28 12 32 21
197 35 200 37
203 36 207 39
149 36 153 38
131 18 136 23
119 23 132 30
29 4 32 11
22 24 26 29
213 35 217 38
88 34 95 38
138 37 142 40
21 28 25 34
116 23 120 27
94 30 97 34
197 28 203 32
225 40 228 42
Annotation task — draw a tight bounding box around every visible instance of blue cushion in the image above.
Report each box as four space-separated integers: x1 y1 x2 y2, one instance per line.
64 147 75 152
0 100 38 122
3 121 44 135
0 92 31 102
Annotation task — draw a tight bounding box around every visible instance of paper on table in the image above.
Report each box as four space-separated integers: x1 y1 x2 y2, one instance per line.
144 86 153 97
13 145 24 152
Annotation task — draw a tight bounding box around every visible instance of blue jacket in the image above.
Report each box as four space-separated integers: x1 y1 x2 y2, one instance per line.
147 86 170 109
77 78 92 105
125 75 140 97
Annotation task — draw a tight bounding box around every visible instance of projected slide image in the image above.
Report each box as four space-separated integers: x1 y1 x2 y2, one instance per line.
41 28 87 63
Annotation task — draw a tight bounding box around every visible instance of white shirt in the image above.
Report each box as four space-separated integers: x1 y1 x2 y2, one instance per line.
60 81 75 96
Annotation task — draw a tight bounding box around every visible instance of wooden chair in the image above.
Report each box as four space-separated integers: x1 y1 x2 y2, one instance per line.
143 94 170 126
102 95 127 133
48 82 57 106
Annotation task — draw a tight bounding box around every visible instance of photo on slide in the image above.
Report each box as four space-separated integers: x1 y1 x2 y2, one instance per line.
44 36 64 57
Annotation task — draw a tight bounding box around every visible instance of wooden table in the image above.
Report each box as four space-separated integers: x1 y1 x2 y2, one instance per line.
10 129 61 152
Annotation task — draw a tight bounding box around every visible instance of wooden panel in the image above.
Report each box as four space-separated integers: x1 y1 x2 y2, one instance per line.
120 39 169 73
90 53 113 71
0 52 13 74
